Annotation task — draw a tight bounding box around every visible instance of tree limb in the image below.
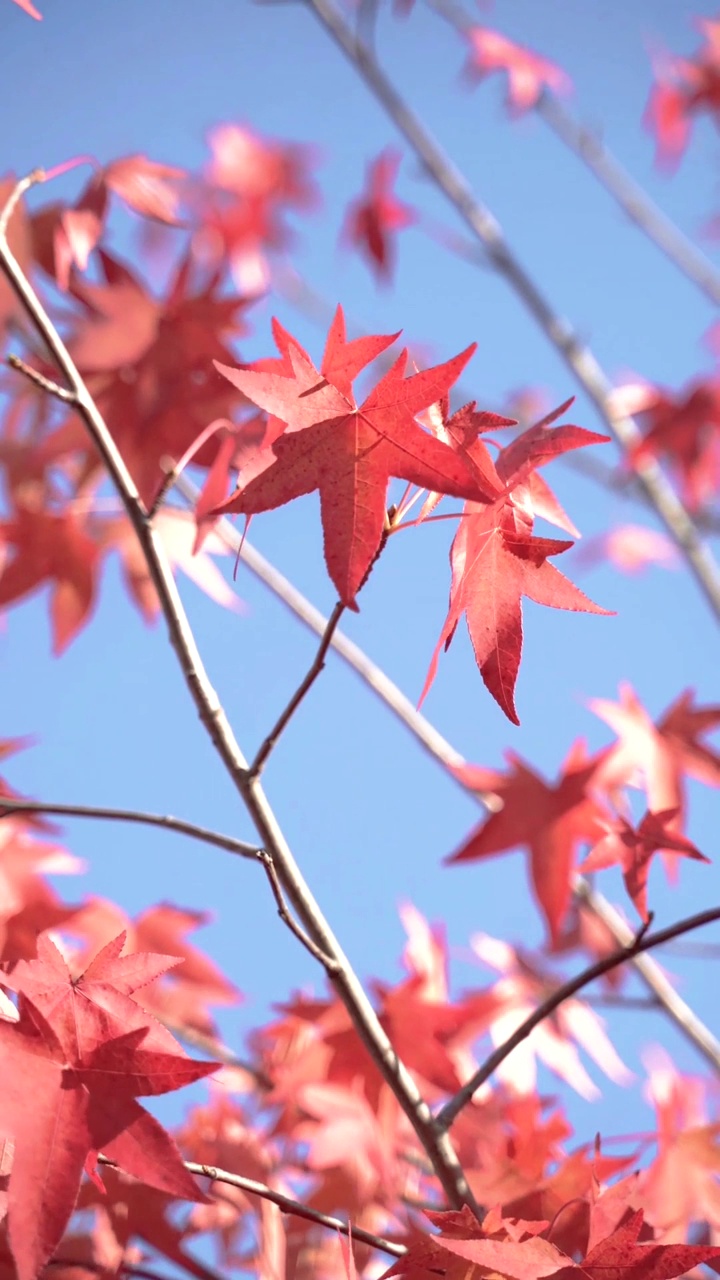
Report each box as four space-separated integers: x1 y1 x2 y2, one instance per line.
436 904 720 1132
174 476 720 1075
302 0 720 624
0 173 476 1215
0 797 262 859
96 1154 406 1258
425 0 720 309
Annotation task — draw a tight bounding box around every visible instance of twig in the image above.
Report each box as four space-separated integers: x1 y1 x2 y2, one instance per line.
173 473 473 782
536 93 720 310
436 903 720 1132
249 602 345 779
0 175 476 1215
0 169 42 240
172 476 720 1073
573 877 720 1076
256 848 340 970
272 258 720 536
426 0 720 309
192 1163 406 1258
7 353 76 402
302 0 720 624
162 1019 273 1090
0 797 262 860
96 1153 406 1258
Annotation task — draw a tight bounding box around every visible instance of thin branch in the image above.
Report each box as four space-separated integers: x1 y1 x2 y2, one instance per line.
573 877 720 1075
0 797 262 860
172 476 720 1072
583 994 661 1010
173 473 473 783
272 258 720 536
256 848 340 970
192 1162 406 1257
0 176 476 1215
7 352 76 402
162 1019 273 1089
302 0 720 624
0 170 42 239
426 0 720 309
96 1153 406 1258
436 903 720 1132
536 92 720 310
249 602 345 779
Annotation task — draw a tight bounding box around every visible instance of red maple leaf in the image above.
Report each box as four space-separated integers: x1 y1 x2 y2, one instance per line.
102 154 187 223
0 502 104 653
35 249 251 506
192 121 320 295
464 27 571 113
645 20 720 168
552 1209 720 1280
448 742 609 945
581 808 709 922
420 412 612 723
383 1202 720 1280
589 684 720 830
0 933 216 1280
639 1053 720 1244
341 149 416 282
212 309 496 607
611 378 720 511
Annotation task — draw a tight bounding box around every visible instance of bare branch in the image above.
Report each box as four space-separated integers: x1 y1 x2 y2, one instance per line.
96 1154 406 1258
256 847 341 970
172 476 720 1072
426 0 720 308
193 1162 407 1258
0 797 262 860
573 877 720 1075
249 602 345 779
0 175 476 1214
7 353 76 402
536 92 720 309
436 904 720 1132
173 472 475 784
162 1019 273 1089
0 169 43 240
302 0 720 624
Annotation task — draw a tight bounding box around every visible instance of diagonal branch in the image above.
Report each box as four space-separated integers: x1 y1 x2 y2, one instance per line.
301 0 720 624
536 92 720 309
436 904 720 1132
573 877 720 1074
249 602 345 779
0 173 475 1215
0 797 262 859
197 1164 407 1257
425 0 720 308
173 477 720 1077
96 1153 406 1258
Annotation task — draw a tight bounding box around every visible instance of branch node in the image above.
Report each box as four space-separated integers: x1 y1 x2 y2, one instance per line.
7 353 76 403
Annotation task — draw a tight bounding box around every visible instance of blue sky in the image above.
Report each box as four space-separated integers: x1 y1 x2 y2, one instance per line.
1 0 720 1190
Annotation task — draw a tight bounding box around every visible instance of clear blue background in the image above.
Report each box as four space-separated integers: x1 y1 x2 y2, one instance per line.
1 0 719 1215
